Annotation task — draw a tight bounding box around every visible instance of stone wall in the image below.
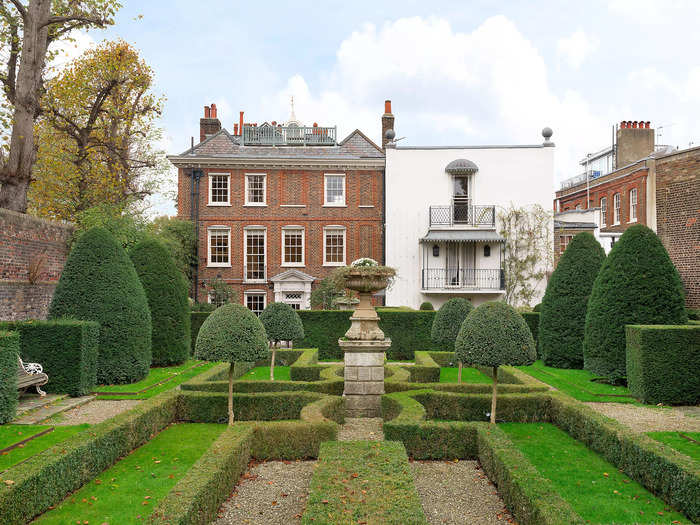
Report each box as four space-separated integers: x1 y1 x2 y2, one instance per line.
0 209 74 320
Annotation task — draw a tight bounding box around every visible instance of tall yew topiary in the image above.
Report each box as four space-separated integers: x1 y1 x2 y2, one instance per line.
195 303 269 424
431 298 473 382
584 225 687 381
539 232 605 369
130 238 190 366
49 227 152 384
259 302 304 381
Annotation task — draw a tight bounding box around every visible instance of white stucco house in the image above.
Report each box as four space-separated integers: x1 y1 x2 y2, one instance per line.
384 129 555 309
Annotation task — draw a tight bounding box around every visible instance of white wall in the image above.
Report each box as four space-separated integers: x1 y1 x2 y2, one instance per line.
385 145 554 309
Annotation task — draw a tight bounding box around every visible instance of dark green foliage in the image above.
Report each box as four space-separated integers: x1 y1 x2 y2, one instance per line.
191 302 216 312
259 302 304 343
310 276 342 309
194 303 268 363
148 216 197 284
584 225 687 380
289 348 321 381
130 238 190 366
251 419 338 460
417 390 551 422
533 303 542 312
687 308 700 321
520 312 540 355
49 227 152 384
190 311 211 353
419 301 434 311
0 331 19 424
539 232 605 369
431 298 473 352
410 351 440 382
0 320 98 396
455 301 536 368
626 325 700 404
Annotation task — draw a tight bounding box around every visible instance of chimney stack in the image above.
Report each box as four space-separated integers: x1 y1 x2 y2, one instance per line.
616 119 654 168
381 99 395 149
200 104 221 143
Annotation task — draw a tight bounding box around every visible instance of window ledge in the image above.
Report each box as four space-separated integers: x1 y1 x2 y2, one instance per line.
282 263 306 268
243 279 268 284
207 202 231 207
323 262 346 267
322 204 347 208
207 263 231 268
358 205 375 208
628 219 637 223
244 203 267 207
281 204 306 208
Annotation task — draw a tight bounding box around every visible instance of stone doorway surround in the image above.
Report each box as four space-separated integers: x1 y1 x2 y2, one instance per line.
270 269 315 309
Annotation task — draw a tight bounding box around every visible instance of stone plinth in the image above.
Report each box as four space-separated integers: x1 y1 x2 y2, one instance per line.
339 338 390 417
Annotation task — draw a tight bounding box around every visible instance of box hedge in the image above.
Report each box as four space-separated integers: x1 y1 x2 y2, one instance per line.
410 351 440 382
520 312 540 356
0 320 98 397
625 324 700 405
289 348 321 381
0 331 19 424
430 298 472 352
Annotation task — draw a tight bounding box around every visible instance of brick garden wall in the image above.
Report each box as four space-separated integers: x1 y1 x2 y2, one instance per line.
0 209 74 320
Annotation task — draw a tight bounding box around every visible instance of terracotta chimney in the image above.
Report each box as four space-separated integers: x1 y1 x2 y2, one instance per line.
234 123 239 135
381 99 395 149
616 118 654 168
199 104 221 143
211 103 217 119
239 111 244 138
204 106 211 119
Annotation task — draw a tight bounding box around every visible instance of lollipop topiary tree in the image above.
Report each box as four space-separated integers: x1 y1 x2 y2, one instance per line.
455 301 536 422
195 303 269 424
259 302 305 381
431 298 473 381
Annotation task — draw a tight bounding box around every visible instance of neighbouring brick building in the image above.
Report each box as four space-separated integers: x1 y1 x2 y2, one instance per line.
168 101 387 312
554 121 700 307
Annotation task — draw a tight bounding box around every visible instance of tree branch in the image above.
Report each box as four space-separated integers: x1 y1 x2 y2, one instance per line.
42 13 108 29
6 0 27 21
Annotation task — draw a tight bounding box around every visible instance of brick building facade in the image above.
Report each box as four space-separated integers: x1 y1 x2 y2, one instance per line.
169 103 387 312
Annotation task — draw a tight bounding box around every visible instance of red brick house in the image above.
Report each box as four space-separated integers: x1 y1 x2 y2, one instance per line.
168 102 387 313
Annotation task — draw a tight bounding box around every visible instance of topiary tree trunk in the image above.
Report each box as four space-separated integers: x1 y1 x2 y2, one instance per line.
270 341 277 381
458 361 462 383
490 366 498 424
228 362 235 425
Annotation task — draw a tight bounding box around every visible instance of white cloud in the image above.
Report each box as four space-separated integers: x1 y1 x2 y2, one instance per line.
46 31 97 75
556 30 599 69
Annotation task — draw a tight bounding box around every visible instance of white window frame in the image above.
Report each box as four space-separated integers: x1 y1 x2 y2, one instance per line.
244 173 267 206
323 173 346 207
323 226 346 266
613 193 621 225
244 290 267 316
629 188 638 222
208 173 230 206
281 226 305 267
560 234 573 254
244 226 267 282
207 226 231 267
600 197 607 227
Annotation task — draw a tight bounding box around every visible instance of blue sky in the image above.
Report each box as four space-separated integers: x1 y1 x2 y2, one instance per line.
72 0 700 215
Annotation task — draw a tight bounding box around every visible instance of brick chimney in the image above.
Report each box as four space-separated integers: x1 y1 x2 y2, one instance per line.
200 103 221 143
616 120 654 168
381 100 395 149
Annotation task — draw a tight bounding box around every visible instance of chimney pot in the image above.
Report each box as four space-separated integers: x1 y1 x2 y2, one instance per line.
271 120 277 126
210 103 217 119
234 123 239 135
313 122 318 127
204 106 210 118
239 111 244 136
633 121 639 128
384 100 392 114
646 121 650 128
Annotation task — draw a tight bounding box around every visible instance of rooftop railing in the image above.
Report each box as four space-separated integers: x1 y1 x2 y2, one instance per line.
241 125 336 146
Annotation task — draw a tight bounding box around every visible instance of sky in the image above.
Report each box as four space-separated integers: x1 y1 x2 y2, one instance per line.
60 0 700 216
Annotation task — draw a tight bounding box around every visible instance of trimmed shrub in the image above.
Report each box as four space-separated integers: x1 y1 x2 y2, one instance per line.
584 225 687 380
532 303 542 312
520 312 540 354
626 324 700 404
260 302 304 381
0 320 98 396
130 238 190 366
0 331 19 424
688 308 700 321
419 301 434 311
410 351 440 382
49 227 152 384
190 311 211 353
431 298 473 352
539 232 605 369
289 348 321 381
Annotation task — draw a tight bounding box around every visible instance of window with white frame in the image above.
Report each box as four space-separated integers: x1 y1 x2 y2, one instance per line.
245 292 266 316
207 227 230 266
613 193 621 224
323 226 346 266
282 227 304 266
560 234 573 254
629 188 638 222
244 228 266 281
208 174 230 205
245 174 266 205
284 292 303 310
324 174 346 206
600 197 607 227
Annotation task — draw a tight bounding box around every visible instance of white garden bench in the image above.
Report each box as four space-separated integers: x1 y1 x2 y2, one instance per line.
17 357 49 396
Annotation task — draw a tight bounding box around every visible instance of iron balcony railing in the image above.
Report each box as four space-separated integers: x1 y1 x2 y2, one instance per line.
241 125 336 146
429 204 496 227
244 263 267 283
421 268 505 291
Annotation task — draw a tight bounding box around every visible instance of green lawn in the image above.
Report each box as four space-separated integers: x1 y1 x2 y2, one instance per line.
516 360 638 403
647 431 700 461
439 366 492 383
501 423 687 523
0 424 90 472
35 423 225 524
238 365 291 381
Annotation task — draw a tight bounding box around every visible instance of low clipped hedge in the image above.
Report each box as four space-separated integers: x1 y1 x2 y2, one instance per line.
190 312 211 355
520 312 540 355
410 351 440 382
0 320 98 396
687 308 700 321
626 324 700 405
289 348 321 381
0 331 19 424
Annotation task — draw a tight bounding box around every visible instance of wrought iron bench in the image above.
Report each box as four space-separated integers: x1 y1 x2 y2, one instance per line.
17 357 49 396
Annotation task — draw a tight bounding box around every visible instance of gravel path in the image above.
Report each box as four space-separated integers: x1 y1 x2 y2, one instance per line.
213 460 315 525
338 417 384 441
46 399 141 425
585 402 700 433
411 460 513 524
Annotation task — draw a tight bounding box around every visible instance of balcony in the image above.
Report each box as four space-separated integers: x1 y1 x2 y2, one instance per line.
429 204 496 228
241 125 336 146
421 268 504 292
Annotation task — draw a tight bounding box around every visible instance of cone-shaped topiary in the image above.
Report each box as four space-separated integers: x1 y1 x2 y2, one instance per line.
455 301 536 422
584 224 687 381
130 237 191 367
539 232 605 369
259 302 304 381
49 227 151 384
431 298 473 382
195 303 269 424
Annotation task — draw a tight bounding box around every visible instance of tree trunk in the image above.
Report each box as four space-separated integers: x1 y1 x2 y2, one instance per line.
458 361 462 384
228 362 234 426
270 343 276 381
490 366 498 424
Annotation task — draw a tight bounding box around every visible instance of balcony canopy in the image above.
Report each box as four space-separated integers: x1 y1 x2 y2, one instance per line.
445 158 479 175
420 230 505 243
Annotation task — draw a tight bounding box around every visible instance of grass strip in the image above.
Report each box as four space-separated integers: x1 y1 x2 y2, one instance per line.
238 365 291 381
302 441 428 525
94 360 204 394
501 423 686 523
647 432 700 462
34 423 224 525
0 425 90 472
439 366 492 383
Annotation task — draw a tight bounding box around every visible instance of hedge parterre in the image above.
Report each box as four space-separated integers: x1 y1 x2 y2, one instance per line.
0 331 19 424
